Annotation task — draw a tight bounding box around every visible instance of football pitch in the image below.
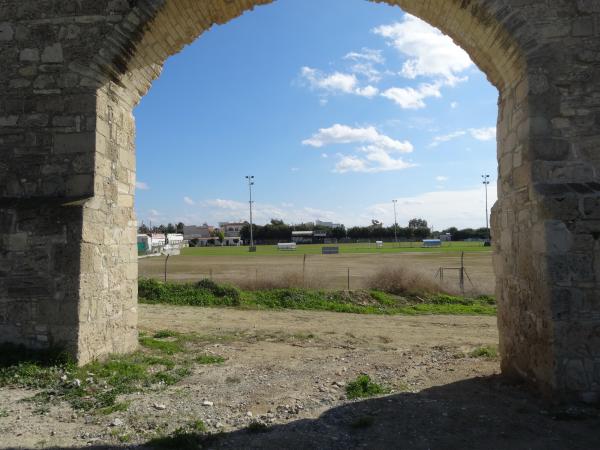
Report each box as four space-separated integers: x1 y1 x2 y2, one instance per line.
180 241 491 256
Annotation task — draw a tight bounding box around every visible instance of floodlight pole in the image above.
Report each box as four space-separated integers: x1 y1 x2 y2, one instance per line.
392 199 398 246
482 174 490 239
246 175 255 249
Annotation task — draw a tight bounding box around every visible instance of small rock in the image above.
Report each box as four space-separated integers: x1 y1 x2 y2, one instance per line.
72 379 81 387
202 401 214 407
246 411 253 417
110 418 124 427
152 403 166 410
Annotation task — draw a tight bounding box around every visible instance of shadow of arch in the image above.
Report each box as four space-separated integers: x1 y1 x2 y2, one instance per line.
6 376 599 449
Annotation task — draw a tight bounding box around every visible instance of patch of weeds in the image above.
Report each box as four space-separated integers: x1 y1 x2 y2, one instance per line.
118 433 131 443
191 420 207 432
139 336 184 355
153 367 191 386
33 403 50 415
346 375 389 400
144 356 176 369
99 401 130 415
195 355 226 365
225 376 241 384
247 421 270 433
153 330 179 339
0 409 8 418
350 415 375 429
470 345 498 358
0 334 198 414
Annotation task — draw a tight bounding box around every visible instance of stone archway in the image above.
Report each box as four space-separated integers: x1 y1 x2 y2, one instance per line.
1 0 599 403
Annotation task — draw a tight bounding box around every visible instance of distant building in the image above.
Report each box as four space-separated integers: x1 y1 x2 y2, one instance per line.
292 230 314 244
219 222 245 238
292 230 327 244
167 233 184 245
151 233 165 247
183 224 213 240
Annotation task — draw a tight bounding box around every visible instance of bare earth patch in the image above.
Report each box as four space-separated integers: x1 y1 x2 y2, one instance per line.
0 305 598 449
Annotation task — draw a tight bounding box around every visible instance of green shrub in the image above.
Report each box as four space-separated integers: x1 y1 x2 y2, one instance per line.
346 375 389 399
470 345 498 358
138 279 240 307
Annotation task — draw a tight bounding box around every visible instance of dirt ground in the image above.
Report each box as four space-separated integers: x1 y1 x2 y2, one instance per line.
1 305 598 449
139 252 495 295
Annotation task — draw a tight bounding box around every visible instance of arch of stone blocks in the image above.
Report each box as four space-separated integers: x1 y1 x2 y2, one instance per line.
0 0 599 403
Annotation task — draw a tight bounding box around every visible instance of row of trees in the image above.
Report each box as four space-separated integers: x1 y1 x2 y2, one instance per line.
238 219 434 242
138 219 490 242
138 222 184 234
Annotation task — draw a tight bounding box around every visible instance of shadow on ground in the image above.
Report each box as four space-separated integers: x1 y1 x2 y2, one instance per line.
6 376 599 450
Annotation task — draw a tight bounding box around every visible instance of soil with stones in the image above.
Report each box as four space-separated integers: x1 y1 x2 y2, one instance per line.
1 305 598 449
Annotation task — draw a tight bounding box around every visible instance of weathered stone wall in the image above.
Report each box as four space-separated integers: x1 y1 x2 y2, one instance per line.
0 0 599 401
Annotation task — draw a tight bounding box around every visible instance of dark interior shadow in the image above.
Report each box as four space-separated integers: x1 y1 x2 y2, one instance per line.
4 375 599 450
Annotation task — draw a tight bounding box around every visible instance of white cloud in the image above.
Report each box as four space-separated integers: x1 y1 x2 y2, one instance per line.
300 67 358 94
355 85 380 98
300 67 380 99
333 146 416 174
321 153 328 158
450 101 459 109
429 130 467 148
304 124 415 174
381 82 442 109
429 127 496 147
203 198 245 211
436 176 449 182
373 15 473 83
303 124 413 153
344 48 385 64
366 185 497 230
183 196 196 206
291 167 300 172
469 127 496 141
135 181 150 190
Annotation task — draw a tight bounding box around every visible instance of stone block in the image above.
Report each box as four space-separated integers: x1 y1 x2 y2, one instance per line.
19 48 39 62
41 43 63 63
53 132 95 154
0 22 14 41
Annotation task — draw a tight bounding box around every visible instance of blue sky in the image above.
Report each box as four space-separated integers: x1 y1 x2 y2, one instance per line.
134 0 498 230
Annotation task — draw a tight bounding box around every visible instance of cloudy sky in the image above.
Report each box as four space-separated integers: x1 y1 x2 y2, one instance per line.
135 0 498 230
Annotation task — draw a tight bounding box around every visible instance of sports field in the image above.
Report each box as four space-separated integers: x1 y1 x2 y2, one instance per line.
181 241 490 256
140 243 495 295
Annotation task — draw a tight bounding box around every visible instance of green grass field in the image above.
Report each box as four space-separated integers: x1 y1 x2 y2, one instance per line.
181 241 491 257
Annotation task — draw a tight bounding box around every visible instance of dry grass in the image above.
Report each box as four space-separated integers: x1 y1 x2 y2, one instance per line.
367 266 480 297
367 267 442 295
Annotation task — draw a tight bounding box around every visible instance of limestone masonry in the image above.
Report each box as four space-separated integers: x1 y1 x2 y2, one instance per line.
0 0 599 403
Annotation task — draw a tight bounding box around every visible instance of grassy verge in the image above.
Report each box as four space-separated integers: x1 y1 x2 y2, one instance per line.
0 331 219 414
139 279 496 316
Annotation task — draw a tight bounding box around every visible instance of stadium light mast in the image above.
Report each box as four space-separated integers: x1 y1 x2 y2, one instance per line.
482 174 490 238
392 199 398 246
246 175 255 249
